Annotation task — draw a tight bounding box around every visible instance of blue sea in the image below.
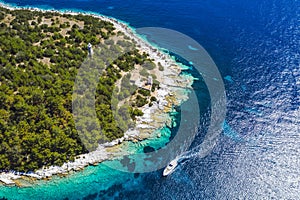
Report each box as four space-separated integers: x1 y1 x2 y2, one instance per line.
0 0 299 199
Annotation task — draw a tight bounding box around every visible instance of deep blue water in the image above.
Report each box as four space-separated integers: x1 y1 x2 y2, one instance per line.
1 0 300 199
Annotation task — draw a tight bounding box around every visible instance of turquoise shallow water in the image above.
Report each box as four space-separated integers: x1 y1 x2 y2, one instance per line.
0 127 174 199
1 165 129 199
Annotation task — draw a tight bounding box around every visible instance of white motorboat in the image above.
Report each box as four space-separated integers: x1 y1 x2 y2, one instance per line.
163 158 179 176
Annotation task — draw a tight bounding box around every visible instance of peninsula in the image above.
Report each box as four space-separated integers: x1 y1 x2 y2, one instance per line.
0 4 193 186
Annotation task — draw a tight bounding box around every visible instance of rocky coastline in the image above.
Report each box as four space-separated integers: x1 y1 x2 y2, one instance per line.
0 3 194 186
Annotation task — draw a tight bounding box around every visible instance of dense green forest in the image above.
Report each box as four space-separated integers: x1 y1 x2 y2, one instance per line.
0 7 157 171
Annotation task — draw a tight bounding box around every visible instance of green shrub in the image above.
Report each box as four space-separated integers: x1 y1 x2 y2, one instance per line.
150 96 157 102
138 88 151 97
140 68 149 77
143 61 156 70
135 95 148 107
130 108 144 120
158 65 164 71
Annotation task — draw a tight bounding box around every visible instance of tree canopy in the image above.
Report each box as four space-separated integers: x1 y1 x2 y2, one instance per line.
0 7 154 171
